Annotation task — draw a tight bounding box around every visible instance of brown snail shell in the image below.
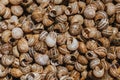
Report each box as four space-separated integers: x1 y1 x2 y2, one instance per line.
17 38 29 53
1 30 11 42
1 55 15 66
0 3 6 16
1 43 12 55
10 68 23 78
106 3 115 16
0 0 9 5
11 5 23 17
78 42 87 54
12 27 23 39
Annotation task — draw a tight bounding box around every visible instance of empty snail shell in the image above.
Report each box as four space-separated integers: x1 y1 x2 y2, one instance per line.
78 42 87 54
12 27 23 39
0 64 9 77
10 68 23 78
34 53 49 66
67 37 79 51
17 38 29 53
106 3 115 16
1 43 12 54
58 45 70 55
3 7 11 19
84 4 96 19
1 30 11 42
74 62 87 72
45 31 57 47
86 40 98 51
85 51 98 60
11 5 23 17
77 55 88 65
90 58 100 69
0 0 9 5
0 3 6 16
93 66 104 78
69 23 82 36
31 63 43 73
1 55 15 66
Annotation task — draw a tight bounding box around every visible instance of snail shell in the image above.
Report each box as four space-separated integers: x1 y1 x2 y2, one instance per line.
0 0 9 5
57 33 67 45
57 66 68 78
11 5 23 16
2 30 11 42
90 58 100 69
58 45 70 55
9 0 22 5
85 51 98 60
106 3 115 16
10 68 23 78
31 63 43 73
77 55 88 65
12 27 23 39
1 43 12 54
86 40 98 51
67 37 79 51
34 53 49 66
17 38 29 53
0 3 6 16
74 62 87 72
93 66 104 78
1 55 15 66
0 64 9 77
94 47 107 58
3 7 11 19
78 42 87 54
45 31 57 47
39 30 48 41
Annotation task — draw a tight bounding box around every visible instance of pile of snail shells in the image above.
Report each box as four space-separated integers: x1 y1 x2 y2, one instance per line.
0 0 120 80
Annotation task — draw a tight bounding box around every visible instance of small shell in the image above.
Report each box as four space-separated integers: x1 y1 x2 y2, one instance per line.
45 31 57 47
98 37 110 48
31 63 43 73
17 38 29 53
94 47 107 58
45 71 58 80
0 0 9 5
2 30 11 42
0 21 8 30
106 3 115 16
93 66 104 78
95 11 108 20
86 40 98 51
20 65 31 74
22 20 34 33
84 4 96 19
93 0 105 10
56 14 67 23
31 7 45 22
69 23 82 36
85 51 98 60
68 1 79 15
78 1 86 14
26 3 38 13
1 55 15 66
58 45 70 55
47 47 59 59
22 0 33 6
96 18 109 30
11 5 23 16
0 3 6 16
3 7 11 19
9 0 22 5
42 13 54 27
0 64 9 77
102 26 113 37
70 14 83 25
20 53 33 67
57 66 68 78
34 41 48 53
84 19 95 28
43 65 57 74
54 22 69 33
39 30 48 41
12 27 23 39
78 42 87 54
63 54 75 64
34 53 49 66
90 58 100 69
36 0 50 8
74 62 87 72
77 55 88 65
57 33 67 45
67 37 79 51
70 70 80 80
1 43 12 54
12 58 20 68
10 68 23 78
